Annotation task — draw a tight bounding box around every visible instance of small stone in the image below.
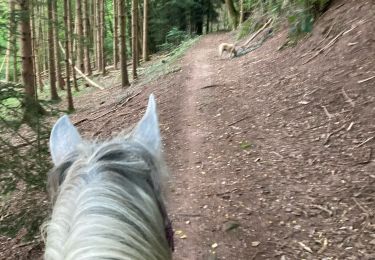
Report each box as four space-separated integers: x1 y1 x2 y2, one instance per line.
251 241 261 247
211 243 218 249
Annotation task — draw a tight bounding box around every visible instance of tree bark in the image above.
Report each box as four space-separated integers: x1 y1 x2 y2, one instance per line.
82 0 92 75
239 0 244 25
113 0 119 69
64 0 74 110
47 0 58 100
76 0 84 73
68 0 79 92
131 0 138 80
52 0 64 90
142 0 149 61
100 0 106 74
119 0 130 87
19 0 36 97
225 0 239 29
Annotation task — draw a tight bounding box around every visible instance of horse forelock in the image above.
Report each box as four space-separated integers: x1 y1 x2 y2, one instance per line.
43 138 172 260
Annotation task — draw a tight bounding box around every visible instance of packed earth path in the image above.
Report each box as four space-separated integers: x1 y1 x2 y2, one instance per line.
74 5 374 256
2 1 374 258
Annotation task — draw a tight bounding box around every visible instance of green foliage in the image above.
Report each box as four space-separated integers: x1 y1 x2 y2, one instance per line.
141 37 199 82
157 27 189 52
240 0 332 39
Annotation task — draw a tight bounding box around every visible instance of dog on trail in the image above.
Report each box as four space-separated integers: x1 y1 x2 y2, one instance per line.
218 43 237 58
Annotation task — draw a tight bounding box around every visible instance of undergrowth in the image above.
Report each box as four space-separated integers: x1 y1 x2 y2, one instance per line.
237 0 332 42
140 37 200 83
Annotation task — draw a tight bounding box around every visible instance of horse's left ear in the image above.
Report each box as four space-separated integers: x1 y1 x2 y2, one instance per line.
131 94 161 154
50 115 82 166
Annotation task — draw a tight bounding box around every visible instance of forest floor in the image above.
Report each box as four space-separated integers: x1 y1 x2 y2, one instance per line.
1 0 374 259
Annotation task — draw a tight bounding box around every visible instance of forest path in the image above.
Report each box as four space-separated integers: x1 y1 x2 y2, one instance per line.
71 3 375 257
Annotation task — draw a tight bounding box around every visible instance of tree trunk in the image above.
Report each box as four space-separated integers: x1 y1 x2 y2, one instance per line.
68 0 79 92
31 1 44 91
119 0 130 87
142 0 149 61
83 0 92 75
52 0 64 90
131 0 138 80
225 0 239 29
76 0 84 73
239 0 244 25
47 0 58 100
95 0 101 71
100 0 106 74
19 0 37 99
113 0 119 69
64 0 74 110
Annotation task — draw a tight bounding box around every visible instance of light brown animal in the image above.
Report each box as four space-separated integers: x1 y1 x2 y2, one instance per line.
218 43 237 57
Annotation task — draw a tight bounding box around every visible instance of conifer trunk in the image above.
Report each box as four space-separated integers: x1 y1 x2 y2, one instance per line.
113 0 119 69
131 0 138 80
100 0 106 74
142 0 149 61
52 0 64 90
119 0 130 87
19 0 36 97
64 0 74 110
225 0 239 29
47 0 58 100
76 0 84 73
83 0 92 75
68 0 79 92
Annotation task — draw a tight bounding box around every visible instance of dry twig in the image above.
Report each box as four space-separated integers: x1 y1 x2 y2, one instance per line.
358 75 375 84
228 116 250 127
341 87 355 107
322 106 334 120
355 136 374 148
310 204 333 216
242 18 273 47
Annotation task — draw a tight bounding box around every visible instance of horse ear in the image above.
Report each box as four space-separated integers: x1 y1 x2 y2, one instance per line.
50 115 82 166
131 94 161 154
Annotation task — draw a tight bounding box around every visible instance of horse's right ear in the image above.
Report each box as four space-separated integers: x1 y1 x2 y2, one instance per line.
131 94 161 155
50 115 82 166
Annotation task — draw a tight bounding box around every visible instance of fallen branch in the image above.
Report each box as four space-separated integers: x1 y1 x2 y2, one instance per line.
355 136 374 148
324 124 346 145
341 87 355 107
353 197 373 217
228 115 250 127
358 75 375 84
242 18 273 47
310 204 333 216
298 242 313 254
201 84 222 90
303 25 357 64
321 105 334 120
59 42 104 90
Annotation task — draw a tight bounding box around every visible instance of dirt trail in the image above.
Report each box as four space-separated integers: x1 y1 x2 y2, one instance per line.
1 1 373 259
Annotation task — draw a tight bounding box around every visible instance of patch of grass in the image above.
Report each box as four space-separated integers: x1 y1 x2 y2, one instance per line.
140 37 200 83
240 141 252 150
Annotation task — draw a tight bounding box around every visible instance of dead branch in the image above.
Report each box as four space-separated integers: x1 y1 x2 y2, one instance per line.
317 238 328 254
242 18 273 47
321 105 334 120
341 87 355 107
59 42 104 90
298 242 313 254
355 136 374 148
358 75 375 84
228 115 250 127
310 204 333 216
303 25 357 64
353 198 373 217
324 124 346 145
201 84 222 90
